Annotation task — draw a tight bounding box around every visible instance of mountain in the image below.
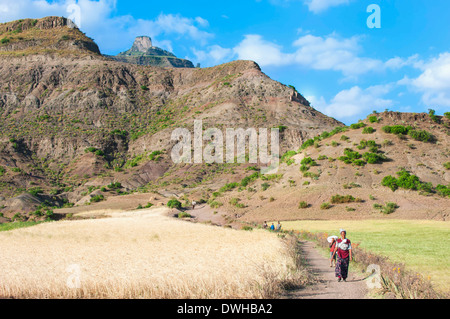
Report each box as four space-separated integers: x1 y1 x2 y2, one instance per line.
108 36 195 68
0 17 343 220
205 112 450 223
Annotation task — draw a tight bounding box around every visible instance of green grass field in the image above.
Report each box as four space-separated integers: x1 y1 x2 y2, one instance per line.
281 219 450 293
0 221 45 232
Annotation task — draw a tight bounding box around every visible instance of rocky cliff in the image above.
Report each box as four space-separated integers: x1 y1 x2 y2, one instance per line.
108 35 195 68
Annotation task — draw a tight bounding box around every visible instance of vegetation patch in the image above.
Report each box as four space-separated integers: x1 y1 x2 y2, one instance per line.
298 201 309 209
382 125 435 143
298 126 348 151
362 126 375 134
330 194 362 204
381 169 432 194
373 202 399 214
167 199 182 209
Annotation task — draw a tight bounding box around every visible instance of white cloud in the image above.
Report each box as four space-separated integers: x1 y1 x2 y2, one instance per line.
196 33 409 77
192 45 233 66
291 34 385 77
307 84 394 119
233 34 291 67
399 53 450 108
304 0 350 13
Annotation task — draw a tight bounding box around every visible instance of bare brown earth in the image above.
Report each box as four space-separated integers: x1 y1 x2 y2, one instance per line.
184 112 450 224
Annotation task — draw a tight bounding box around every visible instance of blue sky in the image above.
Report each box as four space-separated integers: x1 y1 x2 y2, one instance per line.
1 0 449 124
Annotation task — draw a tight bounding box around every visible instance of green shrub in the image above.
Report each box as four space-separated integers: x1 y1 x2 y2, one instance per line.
320 202 331 210
94 150 104 156
408 129 434 142
444 112 450 120
149 150 163 161
382 202 398 214
301 157 317 166
281 150 297 163
261 182 270 191
219 182 239 192
85 147 98 153
340 135 349 141
299 138 315 150
209 201 223 208
382 125 407 135
241 226 253 231
1 37 10 44
90 195 105 203
382 170 430 193
167 199 182 209
300 164 309 172
331 194 360 204
178 212 192 218
444 162 450 170
428 109 440 123
362 127 375 134
241 172 260 187
436 184 450 198
303 171 320 179
350 122 366 129
28 187 43 196
277 125 288 133
108 182 122 189
368 115 379 123
298 201 308 209
0 166 5 176
229 198 245 208
110 129 128 137
363 152 387 164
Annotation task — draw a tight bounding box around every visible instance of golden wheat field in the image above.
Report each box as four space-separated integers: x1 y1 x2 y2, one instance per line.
0 207 298 299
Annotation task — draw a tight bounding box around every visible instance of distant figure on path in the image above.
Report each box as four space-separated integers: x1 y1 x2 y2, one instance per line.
192 200 197 210
263 221 268 229
331 229 352 282
270 223 275 231
276 221 282 232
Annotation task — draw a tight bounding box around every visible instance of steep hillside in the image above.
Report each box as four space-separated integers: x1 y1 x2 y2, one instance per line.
0 17 342 220
193 112 450 223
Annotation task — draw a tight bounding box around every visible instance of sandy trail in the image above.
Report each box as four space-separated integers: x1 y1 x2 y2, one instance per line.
286 240 369 299
185 203 371 299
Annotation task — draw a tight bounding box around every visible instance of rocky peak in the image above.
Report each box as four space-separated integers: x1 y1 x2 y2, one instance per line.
131 36 153 52
0 16 101 56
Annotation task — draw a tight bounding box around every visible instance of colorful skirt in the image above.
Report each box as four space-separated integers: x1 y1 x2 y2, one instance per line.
335 256 349 279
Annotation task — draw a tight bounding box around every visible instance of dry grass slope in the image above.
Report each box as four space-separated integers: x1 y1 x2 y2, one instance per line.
0 207 304 299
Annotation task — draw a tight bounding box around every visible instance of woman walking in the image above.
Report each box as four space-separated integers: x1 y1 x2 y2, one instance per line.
331 229 352 282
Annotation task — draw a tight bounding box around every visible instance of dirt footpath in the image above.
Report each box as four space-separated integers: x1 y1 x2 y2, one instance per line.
287 241 369 299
